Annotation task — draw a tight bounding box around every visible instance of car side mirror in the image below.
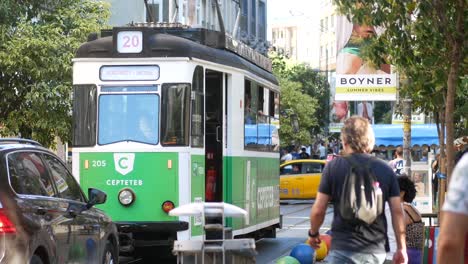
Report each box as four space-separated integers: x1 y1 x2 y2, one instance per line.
86 188 107 209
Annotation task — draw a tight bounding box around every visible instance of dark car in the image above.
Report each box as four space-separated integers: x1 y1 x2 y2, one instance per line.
0 138 118 264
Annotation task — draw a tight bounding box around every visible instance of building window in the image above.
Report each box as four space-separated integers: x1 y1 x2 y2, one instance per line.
240 0 248 36
250 0 257 37
258 1 266 40
146 2 160 22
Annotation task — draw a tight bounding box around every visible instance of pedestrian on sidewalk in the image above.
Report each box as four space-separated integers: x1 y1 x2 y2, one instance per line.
308 116 407 264
389 146 405 176
280 148 292 163
397 175 424 264
437 153 468 263
299 146 310 159
318 142 326 160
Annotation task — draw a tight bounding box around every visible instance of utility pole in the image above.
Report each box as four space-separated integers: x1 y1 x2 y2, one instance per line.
325 48 329 138
402 98 412 176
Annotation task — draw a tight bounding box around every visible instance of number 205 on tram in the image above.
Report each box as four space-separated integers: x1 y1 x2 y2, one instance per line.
72 26 281 256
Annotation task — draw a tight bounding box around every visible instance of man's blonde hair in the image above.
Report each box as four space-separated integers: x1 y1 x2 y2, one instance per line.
340 116 375 153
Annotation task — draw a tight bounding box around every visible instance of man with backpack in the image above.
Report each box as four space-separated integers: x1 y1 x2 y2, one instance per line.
308 116 407 264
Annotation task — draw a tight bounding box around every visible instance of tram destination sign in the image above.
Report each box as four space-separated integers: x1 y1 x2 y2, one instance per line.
100 65 160 81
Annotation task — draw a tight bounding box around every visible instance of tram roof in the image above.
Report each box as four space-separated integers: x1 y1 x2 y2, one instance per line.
75 27 278 85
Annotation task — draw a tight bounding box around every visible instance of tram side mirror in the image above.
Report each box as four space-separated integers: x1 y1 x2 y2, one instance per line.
86 188 107 209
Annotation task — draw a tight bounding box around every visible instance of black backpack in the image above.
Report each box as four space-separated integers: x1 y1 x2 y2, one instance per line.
339 155 383 225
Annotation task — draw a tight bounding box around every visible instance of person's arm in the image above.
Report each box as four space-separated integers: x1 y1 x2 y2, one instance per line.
388 196 408 264
308 192 331 248
437 211 468 262
336 52 362 74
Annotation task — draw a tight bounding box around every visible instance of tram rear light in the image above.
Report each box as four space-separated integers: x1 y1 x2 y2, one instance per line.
0 209 16 234
162 201 175 213
118 188 136 206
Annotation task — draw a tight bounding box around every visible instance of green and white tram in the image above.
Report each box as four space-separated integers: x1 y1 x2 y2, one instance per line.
72 25 281 256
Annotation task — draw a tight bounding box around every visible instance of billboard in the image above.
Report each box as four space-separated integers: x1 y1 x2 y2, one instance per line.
330 16 397 131
392 112 425 125
335 74 397 101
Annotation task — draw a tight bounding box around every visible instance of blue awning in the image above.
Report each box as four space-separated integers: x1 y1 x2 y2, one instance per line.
372 124 441 147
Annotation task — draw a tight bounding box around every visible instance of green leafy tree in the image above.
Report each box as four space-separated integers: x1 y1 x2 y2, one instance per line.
0 0 109 147
334 0 466 182
285 64 329 135
278 79 318 147
270 52 326 145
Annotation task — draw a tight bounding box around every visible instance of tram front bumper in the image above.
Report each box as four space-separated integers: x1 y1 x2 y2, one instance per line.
117 221 189 254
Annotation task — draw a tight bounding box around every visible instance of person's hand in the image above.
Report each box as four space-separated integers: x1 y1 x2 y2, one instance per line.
392 248 408 264
306 236 321 249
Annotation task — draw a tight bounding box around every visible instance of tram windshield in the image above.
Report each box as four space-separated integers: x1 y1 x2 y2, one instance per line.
98 91 159 145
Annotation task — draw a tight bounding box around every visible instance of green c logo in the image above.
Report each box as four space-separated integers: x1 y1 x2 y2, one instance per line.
119 157 129 169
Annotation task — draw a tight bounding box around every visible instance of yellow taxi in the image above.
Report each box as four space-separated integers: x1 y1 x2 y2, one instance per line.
279 159 326 199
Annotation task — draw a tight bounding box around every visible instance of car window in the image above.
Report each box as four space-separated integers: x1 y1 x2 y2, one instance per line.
280 164 291 174
8 152 56 197
281 164 303 175
302 163 324 173
42 154 84 202
292 164 302 174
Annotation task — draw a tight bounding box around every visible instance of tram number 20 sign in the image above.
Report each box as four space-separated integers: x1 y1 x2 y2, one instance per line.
117 31 143 53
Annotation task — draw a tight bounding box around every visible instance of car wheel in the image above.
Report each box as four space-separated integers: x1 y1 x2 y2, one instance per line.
30 255 44 264
102 241 117 264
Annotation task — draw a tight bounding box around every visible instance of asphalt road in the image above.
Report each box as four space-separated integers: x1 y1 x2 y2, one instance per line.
120 200 334 263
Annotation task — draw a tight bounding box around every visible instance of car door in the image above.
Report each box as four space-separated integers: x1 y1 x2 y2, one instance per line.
280 162 303 199
280 163 296 198
302 162 324 198
7 151 72 263
41 153 102 263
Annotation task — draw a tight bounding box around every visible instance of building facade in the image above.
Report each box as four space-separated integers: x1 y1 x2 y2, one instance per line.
103 0 267 47
318 0 336 72
268 3 321 68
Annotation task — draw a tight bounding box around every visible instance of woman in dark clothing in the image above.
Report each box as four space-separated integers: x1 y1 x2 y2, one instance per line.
398 175 425 264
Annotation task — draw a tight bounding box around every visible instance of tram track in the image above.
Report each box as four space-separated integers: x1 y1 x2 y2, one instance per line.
280 200 315 216
279 201 334 234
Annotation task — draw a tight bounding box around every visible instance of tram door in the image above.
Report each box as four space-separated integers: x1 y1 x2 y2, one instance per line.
205 70 224 202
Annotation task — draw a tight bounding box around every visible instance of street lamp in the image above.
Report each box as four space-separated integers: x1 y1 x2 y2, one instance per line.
290 113 299 133
281 109 299 133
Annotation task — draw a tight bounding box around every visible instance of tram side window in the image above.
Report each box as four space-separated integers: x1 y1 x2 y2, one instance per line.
244 80 279 152
271 91 280 151
244 80 257 125
269 90 279 118
191 66 204 148
162 83 191 146
72 85 97 147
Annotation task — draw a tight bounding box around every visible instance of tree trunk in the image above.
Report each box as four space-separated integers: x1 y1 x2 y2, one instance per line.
438 109 446 215
444 0 464 185
402 98 412 176
435 0 464 218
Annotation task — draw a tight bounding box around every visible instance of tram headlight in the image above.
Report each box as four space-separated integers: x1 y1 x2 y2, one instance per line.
118 188 135 206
